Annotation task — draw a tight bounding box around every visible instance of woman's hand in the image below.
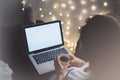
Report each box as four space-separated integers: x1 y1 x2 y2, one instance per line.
68 54 86 67
54 54 86 80
68 54 91 73
54 55 69 80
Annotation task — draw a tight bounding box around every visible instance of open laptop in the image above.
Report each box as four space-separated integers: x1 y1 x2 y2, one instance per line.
22 20 72 74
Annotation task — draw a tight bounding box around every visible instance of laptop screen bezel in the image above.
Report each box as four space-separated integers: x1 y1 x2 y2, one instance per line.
22 20 64 54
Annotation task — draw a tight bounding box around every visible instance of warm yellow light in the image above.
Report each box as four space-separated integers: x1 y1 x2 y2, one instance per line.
59 13 63 16
79 17 82 20
22 8 25 11
66 27 70 30
67 21 70 25
70 6 75 10
49 12 52 15
21 0 26 5
91 0 96 2
74 43 77 47
51 16 56 20
104 2 108 7
66 31 70 35
42 0 45 2
61 21 64 24
39 8 42 11
82 9 87 14
53 3 59 9
91 5 97 11
67 44 71 47
66 14 70 17
68 1 72 4
61 3 66 8
41 14 44 17
81 0 87 5
70 48 73 51
78 26 81 30
66 39 70 43
71 43 74 47
90 15 93 18
99 12 103 15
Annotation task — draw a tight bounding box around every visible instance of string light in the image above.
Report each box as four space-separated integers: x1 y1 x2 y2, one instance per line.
71 43 74 47
74 43 77 47
70 48 73 51
91 0 96 2
61 3 66 8
53 3 59 9
103 2 108 7
22 8 25 11
21 0 26 5
79 16 82 20
65 39 70 43
70 5 75 10
59 13 63 16
37 0 111 53
82 9 87 14
39 8 42 11
99 12 103 15
40 14 44 17
42 0 45 2
68 1 72 4
91 5 97 11
61 21 64 24
67 44 71 47
49 12 52 15
66 31 70 35
21 0 26 10
67 21 70 25
51 16 56 20
99 12 108 15
66 14 70 17
90 15 93 18
78 26 81 30
66 27 70 30
80 0 87 5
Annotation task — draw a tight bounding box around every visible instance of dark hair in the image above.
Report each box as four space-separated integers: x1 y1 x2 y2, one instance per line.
78 15 120 59
36 20 44 23
76 15 120 80
76 14 120 66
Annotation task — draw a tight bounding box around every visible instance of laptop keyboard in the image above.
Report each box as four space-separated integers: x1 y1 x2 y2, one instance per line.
33 48 68 64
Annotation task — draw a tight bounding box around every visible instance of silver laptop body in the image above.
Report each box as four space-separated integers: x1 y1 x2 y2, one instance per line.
22 20 72 74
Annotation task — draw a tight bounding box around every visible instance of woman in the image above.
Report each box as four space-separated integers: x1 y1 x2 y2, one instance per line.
49 54 90 80
54 15 120 80
76 15 120 80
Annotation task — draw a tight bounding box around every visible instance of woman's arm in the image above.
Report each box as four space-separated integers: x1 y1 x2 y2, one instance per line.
54 55 69 80
56 75 65 80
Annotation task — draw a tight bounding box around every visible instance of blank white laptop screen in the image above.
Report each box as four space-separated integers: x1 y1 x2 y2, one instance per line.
25 22 63 52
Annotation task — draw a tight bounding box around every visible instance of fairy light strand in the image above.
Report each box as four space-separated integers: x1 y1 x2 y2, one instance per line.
22 0 110 52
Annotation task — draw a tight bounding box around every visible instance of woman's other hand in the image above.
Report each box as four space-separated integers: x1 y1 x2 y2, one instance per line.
68 53 86 67
54 55 69 80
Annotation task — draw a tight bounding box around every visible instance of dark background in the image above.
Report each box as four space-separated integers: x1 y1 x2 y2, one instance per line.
0 0 54 80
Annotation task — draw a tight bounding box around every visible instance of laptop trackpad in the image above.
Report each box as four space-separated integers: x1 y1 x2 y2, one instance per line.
37 61 55 74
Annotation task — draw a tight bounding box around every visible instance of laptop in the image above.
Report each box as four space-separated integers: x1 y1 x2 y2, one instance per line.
22 20 72 74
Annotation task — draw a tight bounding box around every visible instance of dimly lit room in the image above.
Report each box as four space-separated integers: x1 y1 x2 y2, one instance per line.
0 0 120 80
